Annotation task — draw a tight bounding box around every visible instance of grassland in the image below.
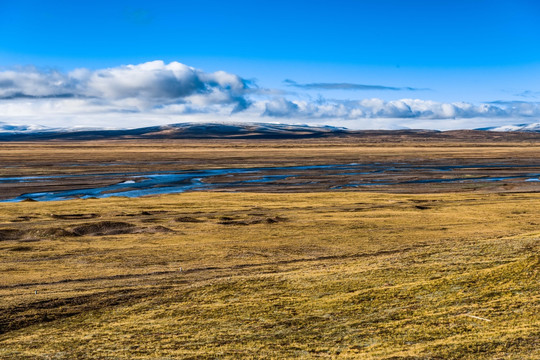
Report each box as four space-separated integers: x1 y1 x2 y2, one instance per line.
1 190 538 359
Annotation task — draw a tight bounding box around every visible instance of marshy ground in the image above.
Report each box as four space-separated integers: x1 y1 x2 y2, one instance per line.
0 139 539 358
1 139 540 200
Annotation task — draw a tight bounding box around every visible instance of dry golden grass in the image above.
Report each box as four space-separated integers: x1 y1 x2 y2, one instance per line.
0 191 538 359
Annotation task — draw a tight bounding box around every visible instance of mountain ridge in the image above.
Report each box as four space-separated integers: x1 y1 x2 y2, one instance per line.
1 122 540 141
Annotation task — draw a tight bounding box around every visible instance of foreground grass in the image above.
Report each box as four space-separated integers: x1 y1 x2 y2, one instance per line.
0 192 538 359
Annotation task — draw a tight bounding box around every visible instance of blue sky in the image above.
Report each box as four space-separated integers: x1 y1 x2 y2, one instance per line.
1 0 539 130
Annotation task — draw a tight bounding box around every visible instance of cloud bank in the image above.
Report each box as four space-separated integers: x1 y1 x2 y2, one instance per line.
1 60 540 130
262 97 540 120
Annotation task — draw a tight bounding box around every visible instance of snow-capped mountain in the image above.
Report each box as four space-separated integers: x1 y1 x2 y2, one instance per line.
0 121 539 141
0 123 55 133
0 122 350 140
478 122 540 132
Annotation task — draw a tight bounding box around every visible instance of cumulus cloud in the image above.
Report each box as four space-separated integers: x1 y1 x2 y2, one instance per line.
262 97 540 120
0 61 251 111
283 79 427 91
0 68 78 99
488 100 540 117
1 61 540 131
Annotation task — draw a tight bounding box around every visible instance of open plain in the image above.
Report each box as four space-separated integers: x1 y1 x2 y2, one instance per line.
1 136 540 200
0 137 539 359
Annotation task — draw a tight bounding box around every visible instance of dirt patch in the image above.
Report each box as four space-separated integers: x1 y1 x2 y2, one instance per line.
145 226 174 233
1 227 80 241
10 216 36 222
51 213 99 220
175 216 205 223
0 229 26 241
39 228 77 237
70 222 138 236
218 220 252 226
218 216 236 221
140 218 162 223
69 222 174 236
265 216 288 223
219 216 288 226
141 211 169 216
8 246 33 252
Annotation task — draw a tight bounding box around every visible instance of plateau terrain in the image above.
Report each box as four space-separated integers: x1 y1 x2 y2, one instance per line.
0 134 538 359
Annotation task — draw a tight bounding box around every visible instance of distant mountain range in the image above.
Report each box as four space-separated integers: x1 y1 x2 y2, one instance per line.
0 123 349 140
477 122 540 132
0 122 539 141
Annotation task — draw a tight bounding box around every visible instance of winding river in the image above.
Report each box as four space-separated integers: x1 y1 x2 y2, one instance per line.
1 163 539 202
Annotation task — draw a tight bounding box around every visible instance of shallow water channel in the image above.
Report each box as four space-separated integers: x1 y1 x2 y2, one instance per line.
1 163 540 202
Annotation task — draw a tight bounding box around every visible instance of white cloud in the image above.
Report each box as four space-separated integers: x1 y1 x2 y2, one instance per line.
1 60 540 131
0 61 250 109
0 67 77 98
262 97 540 120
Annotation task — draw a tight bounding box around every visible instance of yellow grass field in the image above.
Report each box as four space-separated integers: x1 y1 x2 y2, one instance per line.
1 191 538 359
